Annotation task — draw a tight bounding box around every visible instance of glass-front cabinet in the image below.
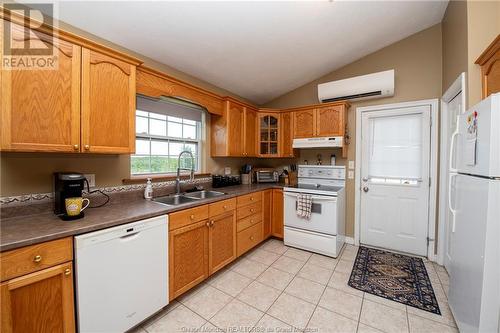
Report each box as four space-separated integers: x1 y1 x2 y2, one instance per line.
258 113 280 157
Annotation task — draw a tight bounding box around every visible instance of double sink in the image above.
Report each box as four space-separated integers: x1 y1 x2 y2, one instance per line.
153 190 226 206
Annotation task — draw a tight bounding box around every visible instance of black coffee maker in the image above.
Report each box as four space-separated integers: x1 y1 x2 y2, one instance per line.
54 172 86 220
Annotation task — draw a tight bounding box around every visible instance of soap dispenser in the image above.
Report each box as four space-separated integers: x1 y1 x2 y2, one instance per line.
144 178 153 200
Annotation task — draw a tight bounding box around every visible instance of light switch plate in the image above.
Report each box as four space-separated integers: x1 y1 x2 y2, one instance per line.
348 170 354 179
348 160 355 170
84 174 96 188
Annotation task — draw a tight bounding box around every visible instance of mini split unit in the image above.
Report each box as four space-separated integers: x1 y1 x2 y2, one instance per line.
318 69 395 103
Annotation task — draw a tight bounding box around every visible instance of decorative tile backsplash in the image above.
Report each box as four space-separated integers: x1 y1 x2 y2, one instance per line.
0 177 212 207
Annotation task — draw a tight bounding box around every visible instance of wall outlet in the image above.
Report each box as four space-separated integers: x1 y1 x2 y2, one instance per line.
348 170 354 179
348 160 355 170
84 174 96 188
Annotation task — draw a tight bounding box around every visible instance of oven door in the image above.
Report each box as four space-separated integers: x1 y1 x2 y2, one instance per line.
284 191 339 235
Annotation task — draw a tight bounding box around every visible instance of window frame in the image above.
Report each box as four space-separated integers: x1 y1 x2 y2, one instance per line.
132 111 203 176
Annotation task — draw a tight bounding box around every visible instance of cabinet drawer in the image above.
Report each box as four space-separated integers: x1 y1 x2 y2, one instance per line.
237 201 262 220
209 198 236 217
169 205 209 230
0 237 73 282
237 222 263 256
237 213 262 232
237 191 263 207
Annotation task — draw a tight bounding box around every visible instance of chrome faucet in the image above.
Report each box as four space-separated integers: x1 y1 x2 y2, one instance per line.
176 150 195 194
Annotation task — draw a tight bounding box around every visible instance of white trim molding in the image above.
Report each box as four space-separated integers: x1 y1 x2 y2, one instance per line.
437 73 467 266
354 99 440 261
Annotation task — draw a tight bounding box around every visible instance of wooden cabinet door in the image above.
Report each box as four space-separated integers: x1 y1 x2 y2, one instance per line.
258 113 280 157
81 48 136 154
271 189 284 238
0 24 81 152
227 102 245 156
280 112 294 157
1 262 75 333
169 220 209 300
208 212 236 274
316 106 344 137
262 190 272 239
244 108 257 157
293 109 315 138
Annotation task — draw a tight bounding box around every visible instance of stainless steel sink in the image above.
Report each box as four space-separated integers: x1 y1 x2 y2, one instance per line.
153 195 199 206
184 190 226 199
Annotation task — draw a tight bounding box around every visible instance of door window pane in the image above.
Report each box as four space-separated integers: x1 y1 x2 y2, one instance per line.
368 113 422 179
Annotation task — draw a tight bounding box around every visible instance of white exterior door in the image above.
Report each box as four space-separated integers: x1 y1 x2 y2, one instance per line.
360 105 431 256
443 92 463 271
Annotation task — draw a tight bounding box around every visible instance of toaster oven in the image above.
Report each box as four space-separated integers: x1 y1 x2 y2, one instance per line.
255 170 279 183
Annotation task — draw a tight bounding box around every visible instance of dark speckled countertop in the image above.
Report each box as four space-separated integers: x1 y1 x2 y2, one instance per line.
0 184 283 252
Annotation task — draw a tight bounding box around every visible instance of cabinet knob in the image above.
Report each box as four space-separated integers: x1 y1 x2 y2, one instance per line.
250 208 255 213
250 220 254 223
84 144 90 150
250 197 254 201
223 205 227 209
190 214 195 220
250 236 254 241
64 268 71 276
210 221 214 227
33 255 42 263
73 144 79 150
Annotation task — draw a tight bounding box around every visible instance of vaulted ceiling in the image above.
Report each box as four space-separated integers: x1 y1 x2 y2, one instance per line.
47 1 448 104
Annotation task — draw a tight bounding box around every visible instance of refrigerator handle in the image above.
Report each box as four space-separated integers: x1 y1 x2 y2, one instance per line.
449 117 460 173
448 173 457 233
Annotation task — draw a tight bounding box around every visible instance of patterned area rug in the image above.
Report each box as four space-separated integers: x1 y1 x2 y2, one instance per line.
348 246 441 315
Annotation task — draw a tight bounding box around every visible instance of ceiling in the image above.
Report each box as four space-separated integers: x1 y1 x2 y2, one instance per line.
46 1 448 105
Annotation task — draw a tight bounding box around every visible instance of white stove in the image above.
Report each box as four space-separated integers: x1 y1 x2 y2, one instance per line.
283 165 346 257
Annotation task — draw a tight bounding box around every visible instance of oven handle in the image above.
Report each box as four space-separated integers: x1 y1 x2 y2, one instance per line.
284 192 337 202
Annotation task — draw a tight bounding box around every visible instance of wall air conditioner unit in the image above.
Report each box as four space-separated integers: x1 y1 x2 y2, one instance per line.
318 69 394 103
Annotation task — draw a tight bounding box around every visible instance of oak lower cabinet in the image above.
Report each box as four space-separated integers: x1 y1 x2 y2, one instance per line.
0 237 75 333
262 189 272 238
208 211 237 274
169 220 209 300
169 200 236 300
272 189 284 238
1 262 75 333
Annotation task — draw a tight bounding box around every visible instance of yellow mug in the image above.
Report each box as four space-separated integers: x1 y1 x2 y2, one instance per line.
65 197 90 216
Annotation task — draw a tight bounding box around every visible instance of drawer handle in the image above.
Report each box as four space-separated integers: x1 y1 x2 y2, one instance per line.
223 205 227 209
64 268 71 276
73 144 79 150
84 144 90 150
190 214 195 220
250 209 255 213
206 221 210 227
210 220 214 227
250 197 254 201
250 219 254 223
33 255 42 263
250 236 254 241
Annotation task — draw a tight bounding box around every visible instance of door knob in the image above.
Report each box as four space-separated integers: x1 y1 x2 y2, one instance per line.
362 177 369 182
363 187 369 193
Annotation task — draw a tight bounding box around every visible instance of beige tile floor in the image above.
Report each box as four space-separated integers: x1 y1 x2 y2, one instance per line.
131 239 457 333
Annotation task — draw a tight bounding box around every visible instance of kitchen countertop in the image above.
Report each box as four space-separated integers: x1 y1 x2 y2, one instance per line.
0 183 283 252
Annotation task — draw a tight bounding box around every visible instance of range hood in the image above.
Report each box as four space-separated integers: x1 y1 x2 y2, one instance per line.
292 136 343 149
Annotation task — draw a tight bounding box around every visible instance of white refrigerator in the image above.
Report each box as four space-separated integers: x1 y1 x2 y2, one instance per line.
448 93 500 333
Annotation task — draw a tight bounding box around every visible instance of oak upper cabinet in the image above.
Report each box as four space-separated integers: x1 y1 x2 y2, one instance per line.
1 262 75 333
208 211 236 274
476 35 500 99
0 23 81 152
316 105 344 137
262 189 272 238
81 49 136 153
169 220 209 300
271 189 284 238
280 112 296 157
258 113 280 157
243 107 257 157
293 109 315 138
210 99 257 157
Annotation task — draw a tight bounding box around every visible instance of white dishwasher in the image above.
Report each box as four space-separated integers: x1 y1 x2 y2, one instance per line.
75 215 168 333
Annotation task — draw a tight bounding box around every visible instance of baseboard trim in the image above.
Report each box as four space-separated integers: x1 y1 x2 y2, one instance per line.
345 237 355 245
